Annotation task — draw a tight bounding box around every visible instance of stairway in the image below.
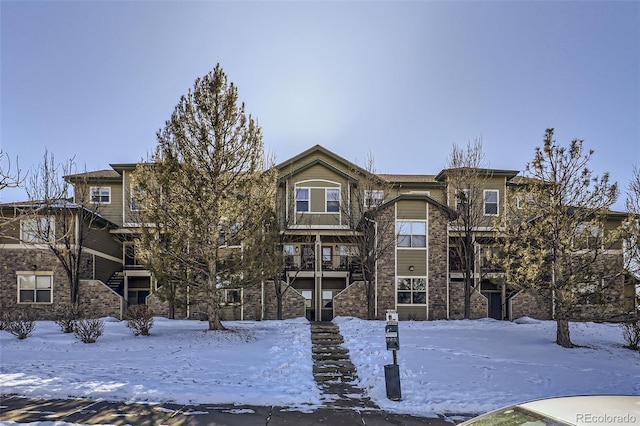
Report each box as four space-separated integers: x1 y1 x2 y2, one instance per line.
310 322 378 409
105 270 124 294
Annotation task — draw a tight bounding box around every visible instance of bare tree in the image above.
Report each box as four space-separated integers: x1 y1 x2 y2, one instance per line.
444 138 489 318
340 153 397 319
133 64 274 331
0 150 23 193
498 129 619 347
22 150 104 306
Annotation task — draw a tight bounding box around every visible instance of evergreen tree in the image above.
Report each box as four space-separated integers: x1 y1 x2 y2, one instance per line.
134 64 274 330
498 129 619 347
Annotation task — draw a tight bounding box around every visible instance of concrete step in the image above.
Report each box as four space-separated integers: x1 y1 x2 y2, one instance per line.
312 346 349 355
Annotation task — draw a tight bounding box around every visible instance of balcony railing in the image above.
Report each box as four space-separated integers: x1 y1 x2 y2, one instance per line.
284 254 362 273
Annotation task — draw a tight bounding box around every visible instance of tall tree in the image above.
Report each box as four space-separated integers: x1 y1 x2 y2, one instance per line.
341 153 396 319
622 166 640 310
22 151 103 306
498 128 619 347
444 138 488 318
133 64 274 330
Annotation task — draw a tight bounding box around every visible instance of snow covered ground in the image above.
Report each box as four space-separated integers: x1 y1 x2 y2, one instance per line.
1 315 638 421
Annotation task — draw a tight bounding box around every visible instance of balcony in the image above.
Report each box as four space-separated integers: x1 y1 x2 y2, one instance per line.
284 254 362 274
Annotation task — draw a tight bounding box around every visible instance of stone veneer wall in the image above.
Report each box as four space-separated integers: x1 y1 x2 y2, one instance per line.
262 281 305 320
509 290 553 320
428 208 451 320
375 207 399 320
333 281 368 319
78 280 123 319
0 248 112 320
469 290 488 319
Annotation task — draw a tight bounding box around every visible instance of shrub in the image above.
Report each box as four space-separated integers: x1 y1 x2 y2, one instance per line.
125 305 154 336
5 310 36 339
0 310 11 331
55 304 83 333
621 320 640 351
73 318 104 343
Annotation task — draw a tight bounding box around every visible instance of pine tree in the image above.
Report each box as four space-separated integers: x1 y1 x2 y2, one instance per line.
133 64 274 330
498 129 619 347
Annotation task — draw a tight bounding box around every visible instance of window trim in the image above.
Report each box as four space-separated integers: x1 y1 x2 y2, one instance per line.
325 188 341 213
364 190 384 209
396 277 427 305
20 216 55 244
90 186 111 204
484 189 499 216
397 220 427 248
17 271 53 304
295 187 310 213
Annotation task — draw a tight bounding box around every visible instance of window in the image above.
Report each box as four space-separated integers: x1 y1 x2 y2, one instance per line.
364 190 384 208
575 224 602 250
397 278 426 305
90 187 111 204
302 290 313 309
222 289 241 305
326 188 340 212
17 273 52 303
130 186 141 211
516 194 534 209
456 189 469 212
296 188 309 212
484 190 498 215
20 217 54 243
283 244 295 268
397 221 426 248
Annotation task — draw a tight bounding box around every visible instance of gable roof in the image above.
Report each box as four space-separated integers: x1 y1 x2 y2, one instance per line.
276 145 369 177
371 193 458 221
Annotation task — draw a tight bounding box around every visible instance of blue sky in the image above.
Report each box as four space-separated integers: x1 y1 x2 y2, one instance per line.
1 1 638 209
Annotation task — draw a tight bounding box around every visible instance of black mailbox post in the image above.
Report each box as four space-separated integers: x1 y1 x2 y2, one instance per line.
384 310 401 401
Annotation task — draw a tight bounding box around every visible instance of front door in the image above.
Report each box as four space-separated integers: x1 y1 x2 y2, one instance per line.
321 290 334 321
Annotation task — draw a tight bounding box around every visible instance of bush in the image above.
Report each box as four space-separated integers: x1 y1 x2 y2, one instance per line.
0 311 11 331
55 304 83 333
73 318 104 343
125 305 154 336
5 310 36 339
621 320 640 351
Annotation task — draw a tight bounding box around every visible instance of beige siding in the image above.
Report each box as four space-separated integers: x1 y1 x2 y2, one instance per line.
397 200 427 219
295 213 341 226
310 188 325 212
397 249 427 275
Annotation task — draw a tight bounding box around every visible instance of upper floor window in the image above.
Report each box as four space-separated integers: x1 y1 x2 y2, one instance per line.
326 188 340 212
90 186 111 204
574 224 602 250
484 190 498 215
364 190 384 209
516 194 534 209
296 188 309 212
20 217 55 243
397 220 426 248
130 185 141 211
17 272 53 303
455 189 469 212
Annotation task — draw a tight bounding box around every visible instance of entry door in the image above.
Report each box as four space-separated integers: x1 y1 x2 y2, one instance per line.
322 246 332 269
488 293 502 320
321 290 334 321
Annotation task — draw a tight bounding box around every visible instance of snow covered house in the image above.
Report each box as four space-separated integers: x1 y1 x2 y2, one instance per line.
1 145 636 321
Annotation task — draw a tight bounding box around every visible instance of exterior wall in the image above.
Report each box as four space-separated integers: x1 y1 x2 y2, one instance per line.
0 248 122 320
78 280 123 319
74 181 124 227
427 207 450 319
509 290 553 320
262 281 305 320
333 281 368 319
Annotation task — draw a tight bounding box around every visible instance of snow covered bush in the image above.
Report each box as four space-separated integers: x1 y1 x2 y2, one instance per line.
73 318 104 343
125 305 154 336
4 310 36 339
54 303 83 333
621 320 640 350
